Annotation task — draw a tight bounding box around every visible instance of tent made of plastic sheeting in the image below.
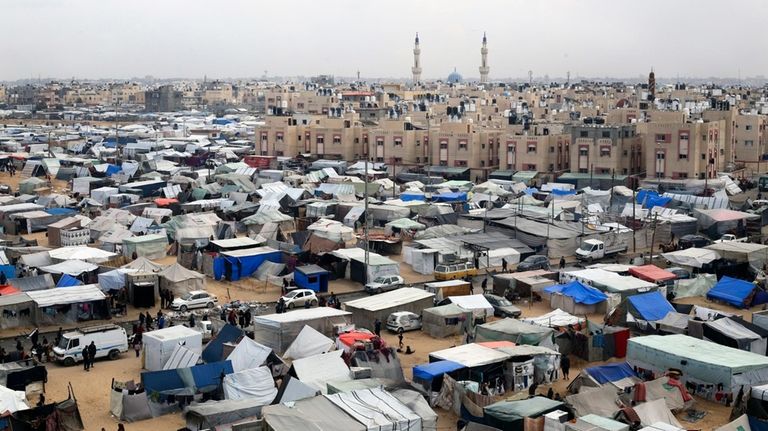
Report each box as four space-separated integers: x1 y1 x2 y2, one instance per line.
27 283 104 308
387 389 438 431
223 366 278 403
421 304 474 338
429 343 511 368
627 334 768 394
543 281 608 315
707 276 757 309
705 242 768 268
567 362 640 394
627 291 676 321
474 319 556 348
262 392 366 431
0 293 35 329
90 187 119 205
20 251 53 268
282 325 334 361
110 380 152 423
446 294 494 318
8 274 54 292
629 265 676 284
385 218 427 231
163 344 201 370
703 317 768 355
672 274 717 300
122 234 168 260
406 248 438 275
56 274 82 287
158 263 204 296
226 336 272 373
121 256 165 273
662 248 721 268
566 384 622 418
631 398 684 428
523 309 585 328
252 307 352 355
330 248 401 284
414 224 477 240
0 386 30 419
142 207 173 224
142 325 203 372
482 396 564 431
48 246 116 264
183 397 264 431
695 208 759 229
342 288 435 327
326 387 423 431
290 350 351 394
39 259 98 276
307 218 356 243
217 246 282 282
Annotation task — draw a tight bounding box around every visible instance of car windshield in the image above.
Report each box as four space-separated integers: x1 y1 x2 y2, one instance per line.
58 336 70 350
578 243 594 252
373 277 387 283
285 291 299 298
181 293 193 300
496 298 513 306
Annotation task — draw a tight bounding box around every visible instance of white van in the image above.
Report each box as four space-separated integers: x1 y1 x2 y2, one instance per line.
52 324 129 366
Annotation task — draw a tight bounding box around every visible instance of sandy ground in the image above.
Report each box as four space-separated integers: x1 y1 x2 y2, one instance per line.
0 166 750 429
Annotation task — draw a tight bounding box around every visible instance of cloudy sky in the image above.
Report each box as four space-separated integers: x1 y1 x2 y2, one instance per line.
2 0 765 81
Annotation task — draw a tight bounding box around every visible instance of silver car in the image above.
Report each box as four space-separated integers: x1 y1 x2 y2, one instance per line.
386 311 422 332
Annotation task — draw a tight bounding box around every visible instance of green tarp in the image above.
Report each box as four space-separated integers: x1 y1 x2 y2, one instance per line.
474 318 555 346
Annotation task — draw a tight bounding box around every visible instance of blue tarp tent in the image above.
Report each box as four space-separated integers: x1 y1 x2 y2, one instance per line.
293 265 330 293
636 190 672 209
551 189 576 196
627 291 674 321
105 164 121 176
401 192 426 202
413 360 465 382
0 265 15 280
583 362 638 385
524 187 539 196
56 274 83 287
97 269 125 291
432 192 467 203
142 360 234 395
217 247 282 282
201 324 244 364
707 276 756 309
45 208 77 216
544 281 607 305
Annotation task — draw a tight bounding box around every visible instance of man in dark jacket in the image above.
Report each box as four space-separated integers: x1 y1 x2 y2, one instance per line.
87 341 97 369
82 346 90 371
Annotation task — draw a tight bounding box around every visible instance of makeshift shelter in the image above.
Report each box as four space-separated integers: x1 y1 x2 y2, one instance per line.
428 343 511 378
289 350 351 393
567 362 640 394
474 319 556 348
700 317 768 355
543 280 608 314
482 396 565 431
325 388 422 431
9 392 84 431
283 325 335 360
0 293 35 329
707 276 758 309
48 246 116 264
110 380 152 422
331 248 401 284
293 264 330 293
222 366 278 403
184 397 264 431
627 291 676 322
163 344 201 370
121 256 165 273
39 259 98 276
627 334 768 396
262 393 366 431
672 274 717 300
629 265 676 284
705 242 768 268
226 336 286 376
122 234 168 260
26 284 107 326
342 288 435 327
412 360 466 402
158 263 204 296
215 246 282 281
142 325 203 371
523 309 584 328
47 216 90 247
694 208 759 236
422 303 474 338
662 248 721 269
252 307 352 355
445 294 494 319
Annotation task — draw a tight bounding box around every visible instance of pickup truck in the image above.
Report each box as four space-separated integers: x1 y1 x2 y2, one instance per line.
575 239 627 262
713 234 748 244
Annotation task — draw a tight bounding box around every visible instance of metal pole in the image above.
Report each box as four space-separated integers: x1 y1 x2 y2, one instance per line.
632 187 636 253
364 146 370 282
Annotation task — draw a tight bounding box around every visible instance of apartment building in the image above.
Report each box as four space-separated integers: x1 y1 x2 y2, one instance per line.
703 109 767 168
638 120 725 180
566 124 642 177
500 131 570 174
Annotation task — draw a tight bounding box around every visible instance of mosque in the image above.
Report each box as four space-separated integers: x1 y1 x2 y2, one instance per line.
411 32 489 84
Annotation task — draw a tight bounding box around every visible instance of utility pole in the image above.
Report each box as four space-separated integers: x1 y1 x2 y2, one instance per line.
363 144 370 282
632 188 637 253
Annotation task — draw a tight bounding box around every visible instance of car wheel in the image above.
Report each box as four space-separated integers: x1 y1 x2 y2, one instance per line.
287 302 294 309
398 327 404 333
310 300 317 307
180 305 188 312
377 287 383 294
63 357 74 367
206 302 214 309
108 349 119 360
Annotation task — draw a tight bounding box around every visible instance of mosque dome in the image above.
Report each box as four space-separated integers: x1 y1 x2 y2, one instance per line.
447 68 463 84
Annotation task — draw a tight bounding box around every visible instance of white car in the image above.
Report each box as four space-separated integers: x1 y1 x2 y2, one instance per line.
171 290 218 311
386 311 422 332
280 289 318 309
365 275 405 294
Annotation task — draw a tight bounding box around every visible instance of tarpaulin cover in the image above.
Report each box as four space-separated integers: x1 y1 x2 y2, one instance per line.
45 207 76 216
585 362 638 384
142 360 234 396
628 291 675 321
56 274 83 287
413 360 465 381
432 192 467 202
637 190 672 209
484 396 564 423
0 265 15 280
98 269 128 291
325 387 422 431
262 393 365 431
543 281 607 305
290 350 351 393
0 285 19 296
283 325 334 361
226 336 272 373
222 366 278 403
629 265 677 283
707 276 756 309
401 192 426 202
201 324 243 364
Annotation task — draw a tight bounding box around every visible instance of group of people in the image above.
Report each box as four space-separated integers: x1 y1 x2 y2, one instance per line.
81 341 97 371
222 307 251 327
159 288 175 309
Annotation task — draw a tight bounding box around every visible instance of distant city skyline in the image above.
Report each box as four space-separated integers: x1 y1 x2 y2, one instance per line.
1 0 766 81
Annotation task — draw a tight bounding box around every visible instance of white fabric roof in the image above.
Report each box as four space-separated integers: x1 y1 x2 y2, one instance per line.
343 288 434 312
27 284 105 307
325 388 422 431
254 307 351 325
447 294 494 316
210 237 262 249
39 259 98 276
291 350 351 393
163 344 200 370
223 366 278 404
662 248 722 268
430 343 511 368
227 337 272 373
49 246 117 263
0 385 29 415
283 325 335 361
523 309 585 327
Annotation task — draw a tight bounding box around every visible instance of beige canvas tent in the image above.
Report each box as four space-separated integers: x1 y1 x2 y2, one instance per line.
158 263 204 295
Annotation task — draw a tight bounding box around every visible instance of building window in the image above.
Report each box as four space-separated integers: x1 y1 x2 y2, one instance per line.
600 146 611 157
601 131 611 138
745 140 755 147
440 142 448 149
276 151 284 156
458 140 468 150
376 139 384 147
439 161 448 166
580 131 589 138
316 136 324 144
416 140 421 146
416 157 420 163
276 133 283 142
333 136 341 145
394 137 403 147
376 157 384 162
550 146 555 153
655 134 670 143
454 160 467 167
579 148 588 156
526 164 537 170
747 125 753 130
393 157 403 163
527 144 537 153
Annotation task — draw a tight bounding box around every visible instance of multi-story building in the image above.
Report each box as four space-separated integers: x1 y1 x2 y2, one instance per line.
566 124 643 177
638 120 726 180
145 85 183 112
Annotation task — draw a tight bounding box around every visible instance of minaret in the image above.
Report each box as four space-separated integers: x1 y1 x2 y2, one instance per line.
479 32 489 84
648 68 656 101
411 33 422 85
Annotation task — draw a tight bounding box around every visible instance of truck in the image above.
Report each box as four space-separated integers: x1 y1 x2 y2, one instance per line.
52 324 129 366
713 234 748 244
575 239 627 262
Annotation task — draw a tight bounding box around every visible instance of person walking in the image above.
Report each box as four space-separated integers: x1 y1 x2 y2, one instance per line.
561 354 571 380
189 313 195 328
559 256 566 270
398 329 404 351
134 340 141 358
481 278 488 293
244 308 252 327
501 258 508 273
138 312 145 328
374 318 382 337
87 341 96 369
82 346 90 371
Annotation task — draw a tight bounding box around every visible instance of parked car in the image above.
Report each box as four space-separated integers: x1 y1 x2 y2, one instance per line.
53 324 128 366
483 294 522 318
386 311 422 332
678 234 711 250
365 275 405 294
171 290 218 311
666 267 691 280
517 255 550 272
434 261 478 281
280 289 318 309
0 184 12 195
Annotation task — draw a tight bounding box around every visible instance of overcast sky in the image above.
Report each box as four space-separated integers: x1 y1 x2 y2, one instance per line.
2 0 766 81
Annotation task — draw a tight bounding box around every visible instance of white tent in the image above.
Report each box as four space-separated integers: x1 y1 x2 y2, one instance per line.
39 259 98 276
325 388 423 431
662 248 722 268
143 325 203 371
227 337 272 373
523 309 584 328
446 294 494 318
223 366 278 403
0 385 29 415
27 284 105 307
163 344 200 370
290 350 351 394
429 343 511 368
283 325 335 361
